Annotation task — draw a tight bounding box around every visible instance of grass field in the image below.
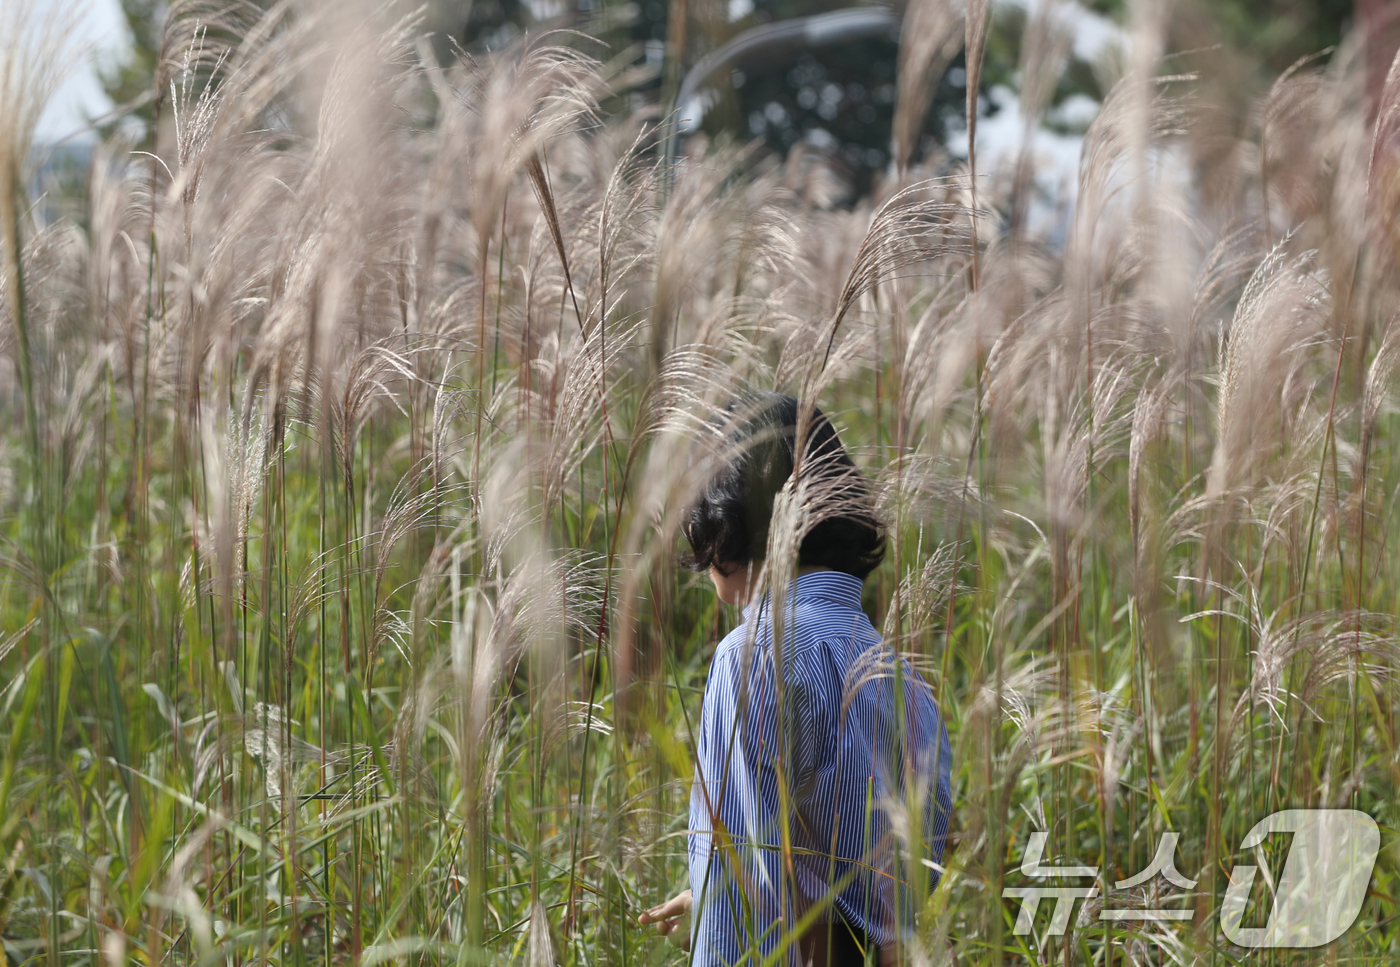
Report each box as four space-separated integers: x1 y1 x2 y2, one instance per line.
2 0 1399 964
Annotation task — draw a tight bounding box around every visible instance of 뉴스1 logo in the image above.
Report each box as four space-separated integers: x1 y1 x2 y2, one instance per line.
1002 809 1380 948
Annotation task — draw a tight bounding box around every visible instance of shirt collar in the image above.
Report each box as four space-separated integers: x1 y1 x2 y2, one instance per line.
741 569 865 623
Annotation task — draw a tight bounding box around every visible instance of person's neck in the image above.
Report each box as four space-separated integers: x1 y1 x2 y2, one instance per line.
737 564 835 613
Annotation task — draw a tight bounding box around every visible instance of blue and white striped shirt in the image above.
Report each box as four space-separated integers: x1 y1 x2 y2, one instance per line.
687 571 953 967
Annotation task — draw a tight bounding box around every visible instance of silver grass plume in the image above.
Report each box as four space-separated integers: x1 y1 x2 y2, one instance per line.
1208 242 1326 501
0 0 81 470
1007 0 1073 234
797 180 973 400
891 0 963 173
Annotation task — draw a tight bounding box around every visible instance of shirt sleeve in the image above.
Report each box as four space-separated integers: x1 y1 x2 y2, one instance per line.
689 637 812 967
782 649 835 827
690 643 761 967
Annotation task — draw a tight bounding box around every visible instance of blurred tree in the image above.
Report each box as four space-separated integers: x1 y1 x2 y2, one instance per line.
1356 0 1398 116
656 0 976 199
92 0 1066 195
690 32 957 198
96 0 164 143
1212 0 1354 72
1080 0 1353 76
97 0 1368 199
422 0 534 61
97 0 538 144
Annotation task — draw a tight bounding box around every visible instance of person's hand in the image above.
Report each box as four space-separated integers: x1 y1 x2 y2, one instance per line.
638 889 692 950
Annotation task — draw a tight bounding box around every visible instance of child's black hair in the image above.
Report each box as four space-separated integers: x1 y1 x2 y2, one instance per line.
680 392 885 580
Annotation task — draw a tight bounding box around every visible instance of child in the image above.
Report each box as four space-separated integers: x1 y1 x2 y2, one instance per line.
639 393 953 967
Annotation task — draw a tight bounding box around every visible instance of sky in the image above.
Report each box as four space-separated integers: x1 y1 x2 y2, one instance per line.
34 0 126 144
